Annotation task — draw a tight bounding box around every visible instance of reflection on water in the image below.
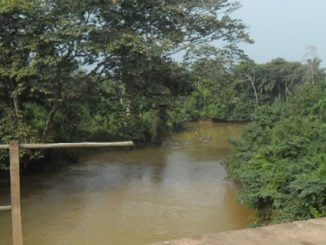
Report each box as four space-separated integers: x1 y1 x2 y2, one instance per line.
0 121 253 245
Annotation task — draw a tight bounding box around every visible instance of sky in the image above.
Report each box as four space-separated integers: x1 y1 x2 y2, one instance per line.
232 0 326 65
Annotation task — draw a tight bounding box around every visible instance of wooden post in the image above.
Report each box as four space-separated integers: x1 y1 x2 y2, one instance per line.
9 141 23 245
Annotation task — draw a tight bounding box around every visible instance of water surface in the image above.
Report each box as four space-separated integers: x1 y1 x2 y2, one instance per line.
0 121 253 244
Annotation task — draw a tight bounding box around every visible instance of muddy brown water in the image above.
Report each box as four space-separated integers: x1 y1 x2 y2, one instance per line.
0 121 253 245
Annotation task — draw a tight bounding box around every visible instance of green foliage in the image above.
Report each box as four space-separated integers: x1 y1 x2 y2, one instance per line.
174 57 312 123
0 0 249 170
229 81 326 223
0 0 37 12
1 0 325 228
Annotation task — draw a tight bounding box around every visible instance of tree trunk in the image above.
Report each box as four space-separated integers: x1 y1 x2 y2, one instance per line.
246 74 259 109
12 93 23 125
120 84 131 116
41 101 59 143
8 79 23 125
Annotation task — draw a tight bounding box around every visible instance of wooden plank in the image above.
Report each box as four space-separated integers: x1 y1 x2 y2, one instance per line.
9 141 23 245
0 205 11 211
20 141 134 149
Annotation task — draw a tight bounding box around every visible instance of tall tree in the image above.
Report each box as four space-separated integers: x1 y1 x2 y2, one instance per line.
0 0 251 144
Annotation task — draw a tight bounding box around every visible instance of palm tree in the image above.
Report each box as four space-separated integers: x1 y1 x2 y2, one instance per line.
303 57 326 84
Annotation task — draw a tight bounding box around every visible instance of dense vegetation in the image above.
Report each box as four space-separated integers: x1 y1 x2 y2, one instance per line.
229 72 326 224
171 48 326 223
0 0 250 169
174 57 320 123
1 0 325 226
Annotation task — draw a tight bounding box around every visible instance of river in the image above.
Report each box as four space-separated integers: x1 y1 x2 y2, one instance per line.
0 121 253 245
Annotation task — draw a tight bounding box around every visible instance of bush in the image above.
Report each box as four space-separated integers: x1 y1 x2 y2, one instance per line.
228 81 326 224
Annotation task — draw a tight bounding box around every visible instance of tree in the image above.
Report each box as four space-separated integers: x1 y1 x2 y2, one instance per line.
80 0 251 104
229 81 326 223
0 1 91 143
0 0 251 168
234 61 263 109
75 0 251 138
235 59 307 105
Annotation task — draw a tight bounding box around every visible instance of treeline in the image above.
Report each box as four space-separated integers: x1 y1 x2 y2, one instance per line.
173 57 324 124
0 0 250 169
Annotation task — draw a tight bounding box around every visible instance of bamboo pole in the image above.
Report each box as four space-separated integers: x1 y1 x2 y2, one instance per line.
0 205 11 211
20 141 134 149
0 141 134 150
9 141 23 245
0 144 9 149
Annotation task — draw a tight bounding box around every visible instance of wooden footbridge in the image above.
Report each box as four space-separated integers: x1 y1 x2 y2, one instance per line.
0 140 134 245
